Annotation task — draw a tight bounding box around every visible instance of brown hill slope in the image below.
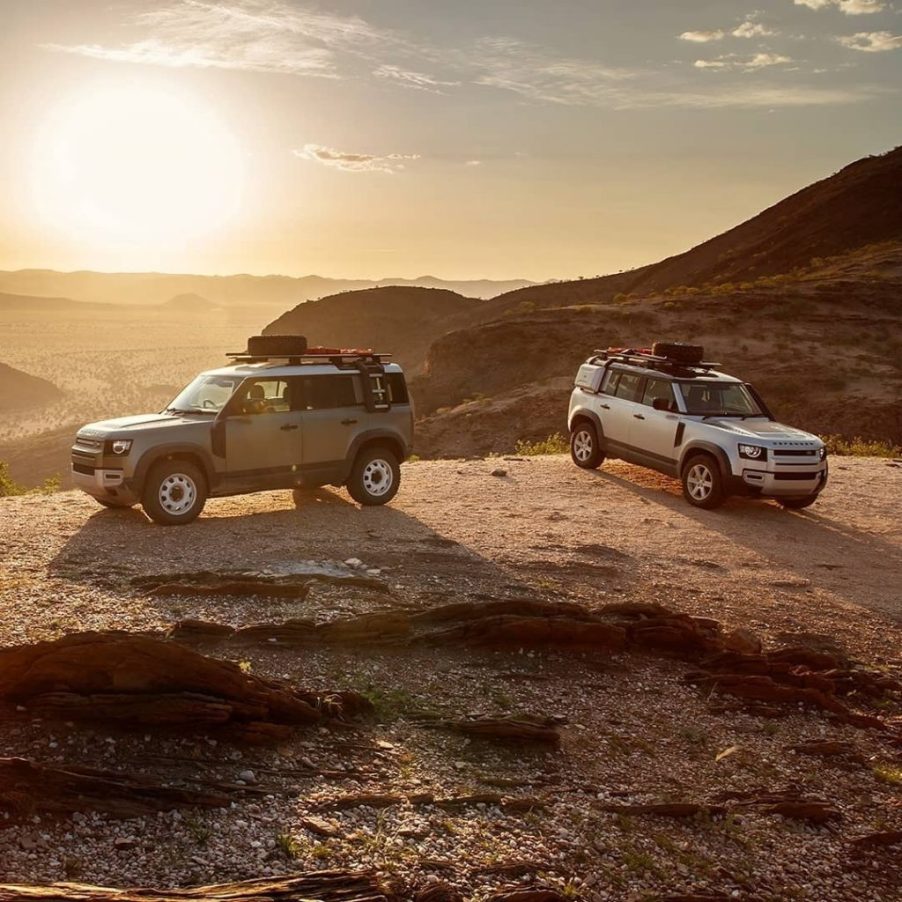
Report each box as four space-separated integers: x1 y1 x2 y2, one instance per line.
263 286 483 372
415 242 902 455
0 362 62 412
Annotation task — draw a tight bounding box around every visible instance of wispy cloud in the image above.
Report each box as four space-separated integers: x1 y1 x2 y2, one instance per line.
465 160 482 166
695 52 793 71
373 64 459 92
679 30 725 43
732 20 777 39
837 30 902 50
294 143 420 174
794 0 886 14
43 0 389 77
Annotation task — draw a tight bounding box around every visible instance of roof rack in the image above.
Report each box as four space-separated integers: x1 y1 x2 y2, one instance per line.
226 348 393 367
590 348 722 374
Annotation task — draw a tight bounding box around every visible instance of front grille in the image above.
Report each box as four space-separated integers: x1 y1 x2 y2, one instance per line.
73 463 94 475
773 471 819 481
774 449 817 457
75 437 103 451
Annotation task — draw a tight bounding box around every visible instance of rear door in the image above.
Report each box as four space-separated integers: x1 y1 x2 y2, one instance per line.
225 377 302 482
600 368 645 448
297 372 364 467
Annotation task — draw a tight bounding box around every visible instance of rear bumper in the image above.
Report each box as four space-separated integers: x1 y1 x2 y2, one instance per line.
71 465 139 504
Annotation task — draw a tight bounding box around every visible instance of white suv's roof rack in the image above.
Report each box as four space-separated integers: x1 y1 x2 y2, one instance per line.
591 348 722 375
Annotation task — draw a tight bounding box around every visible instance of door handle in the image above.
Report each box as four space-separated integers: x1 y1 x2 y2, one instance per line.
600 404 610 410
280 424 299 431
341 418 358 426
633 414 645 420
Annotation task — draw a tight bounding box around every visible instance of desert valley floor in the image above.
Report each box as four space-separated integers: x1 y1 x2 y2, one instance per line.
0 456 900 901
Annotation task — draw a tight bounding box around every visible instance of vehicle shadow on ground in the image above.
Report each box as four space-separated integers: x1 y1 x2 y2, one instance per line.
586 467 902 621
47 488 548 619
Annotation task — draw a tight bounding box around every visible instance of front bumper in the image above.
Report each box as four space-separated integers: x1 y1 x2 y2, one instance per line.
739 462 828 497
71 463 139 504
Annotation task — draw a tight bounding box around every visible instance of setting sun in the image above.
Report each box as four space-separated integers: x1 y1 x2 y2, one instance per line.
29 83 244 251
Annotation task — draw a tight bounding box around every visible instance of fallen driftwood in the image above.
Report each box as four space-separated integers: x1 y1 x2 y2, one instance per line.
0 632 371 740
712 788 842 824
0 757 229 820
414 714 561 745
848 830 902 852
0 872 393 902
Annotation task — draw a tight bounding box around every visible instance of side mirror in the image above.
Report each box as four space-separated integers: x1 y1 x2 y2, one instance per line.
652 397 674 411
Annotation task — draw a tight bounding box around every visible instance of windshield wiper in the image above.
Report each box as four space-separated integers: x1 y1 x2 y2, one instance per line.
164 407 189 414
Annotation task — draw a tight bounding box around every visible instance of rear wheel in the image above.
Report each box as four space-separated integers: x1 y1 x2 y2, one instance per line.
347 446 400 506
682 454 725 509
779 495 818 510
141 460 207 525
570 421 604 469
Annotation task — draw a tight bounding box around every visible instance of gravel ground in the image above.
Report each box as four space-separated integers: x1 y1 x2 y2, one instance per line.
0 455 900 900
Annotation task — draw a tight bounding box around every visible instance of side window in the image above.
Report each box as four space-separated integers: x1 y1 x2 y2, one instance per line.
237 379 289 415
613 373 644 402
641 378 676 410
387 372 409 404
600 369 621 395
297 375 360 411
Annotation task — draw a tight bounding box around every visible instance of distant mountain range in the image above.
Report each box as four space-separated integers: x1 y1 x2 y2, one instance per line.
0 271 534 307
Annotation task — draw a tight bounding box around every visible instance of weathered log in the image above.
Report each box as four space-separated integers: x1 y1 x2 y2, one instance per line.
0 632 363 737
421 615 627 650
0 757 229 820
849 830 902 852
0 872 393 902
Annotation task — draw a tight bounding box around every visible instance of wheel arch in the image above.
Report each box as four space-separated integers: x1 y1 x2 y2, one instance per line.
341 430 408 483
132 444 217 493
679 441 731 478
568 407 604 439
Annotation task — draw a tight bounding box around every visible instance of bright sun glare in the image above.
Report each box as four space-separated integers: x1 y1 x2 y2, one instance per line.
31 85 244 250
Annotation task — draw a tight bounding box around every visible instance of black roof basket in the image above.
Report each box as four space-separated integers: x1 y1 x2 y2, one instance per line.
590 348 722 373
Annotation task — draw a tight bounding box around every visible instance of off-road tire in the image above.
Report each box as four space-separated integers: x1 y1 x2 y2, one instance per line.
246 334 308 357
779 495 818 510
570 421 605 469
652 342 704 365
347 446 400 506
95 498 135 509
682 453 725 509
141 460 207 525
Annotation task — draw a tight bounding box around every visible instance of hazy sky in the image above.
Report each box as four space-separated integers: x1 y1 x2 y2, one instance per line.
1 0 899 281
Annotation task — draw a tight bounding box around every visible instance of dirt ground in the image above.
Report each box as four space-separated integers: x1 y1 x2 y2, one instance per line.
0 455 900 900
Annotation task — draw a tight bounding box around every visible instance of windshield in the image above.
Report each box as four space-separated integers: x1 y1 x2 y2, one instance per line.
676 381 763 417
165 374 243 414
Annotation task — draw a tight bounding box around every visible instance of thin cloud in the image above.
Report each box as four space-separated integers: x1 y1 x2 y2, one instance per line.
837 31 902 50
295 144 420 174
732 21 777 39
794 0 886 14
42 0 390 77
465 160 482 166
373 64 459 92
695 53 793 71
679 30 725 43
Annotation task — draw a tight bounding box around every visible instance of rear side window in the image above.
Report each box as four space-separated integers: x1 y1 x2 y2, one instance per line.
387 372 409 404
613 373 644 402
601 369 621 395
296 375 360 410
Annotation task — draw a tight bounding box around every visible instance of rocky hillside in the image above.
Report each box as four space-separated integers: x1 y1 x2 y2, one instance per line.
263 286 484 372
0 362 62 412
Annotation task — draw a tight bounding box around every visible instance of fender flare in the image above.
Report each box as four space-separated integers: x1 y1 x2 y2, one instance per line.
568 407 605 440
131 443 218 493
340 429 411 482
679 441 731 478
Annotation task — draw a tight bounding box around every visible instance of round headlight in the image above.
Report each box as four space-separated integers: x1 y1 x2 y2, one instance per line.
111 439 132 455
739 444 762 459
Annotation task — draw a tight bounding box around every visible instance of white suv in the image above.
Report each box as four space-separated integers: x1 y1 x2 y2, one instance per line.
567 343 828 509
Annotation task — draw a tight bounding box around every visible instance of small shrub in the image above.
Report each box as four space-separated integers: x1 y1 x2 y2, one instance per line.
514 433 568 456
823 435 901 458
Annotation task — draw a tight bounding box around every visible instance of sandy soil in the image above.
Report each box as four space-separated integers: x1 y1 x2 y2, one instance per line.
0 456 900 900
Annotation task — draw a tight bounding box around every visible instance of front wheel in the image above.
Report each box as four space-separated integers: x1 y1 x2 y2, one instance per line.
347 446 400 506
570 422 604 469
779 495 818 510
682 454 725 509
141 460 207 525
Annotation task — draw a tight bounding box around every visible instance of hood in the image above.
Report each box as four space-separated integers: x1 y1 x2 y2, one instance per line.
77 412 207 436
706 418 822 444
